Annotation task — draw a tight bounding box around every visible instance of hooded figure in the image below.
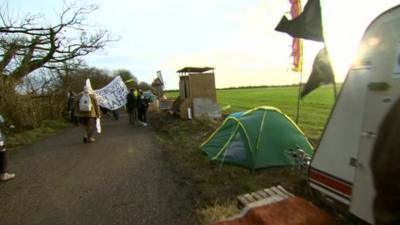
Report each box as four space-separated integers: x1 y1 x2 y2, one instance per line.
74 80 101 143
0 115 15 182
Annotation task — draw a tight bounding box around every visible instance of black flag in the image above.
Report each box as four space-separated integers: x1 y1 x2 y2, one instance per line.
275 0 324 42
301 48 335 98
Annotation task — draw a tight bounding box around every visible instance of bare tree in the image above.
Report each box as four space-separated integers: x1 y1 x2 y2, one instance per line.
0 2 115 85
0 2 115 127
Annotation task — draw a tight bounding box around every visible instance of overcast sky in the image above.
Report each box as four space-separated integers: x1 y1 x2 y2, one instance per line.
5 0 398 89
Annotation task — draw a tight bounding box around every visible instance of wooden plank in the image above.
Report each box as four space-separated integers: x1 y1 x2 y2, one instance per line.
263 188 286 202
270 186 289 198
264 188 277 197
277 185 295 197
236 185 296 209
251 192 265 201
256 190 269 198
243 193 257 203
237 195 250 208
263 189 271 197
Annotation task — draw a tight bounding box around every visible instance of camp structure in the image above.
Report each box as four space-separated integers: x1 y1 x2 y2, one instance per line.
200 106 313 169
175 67 221 119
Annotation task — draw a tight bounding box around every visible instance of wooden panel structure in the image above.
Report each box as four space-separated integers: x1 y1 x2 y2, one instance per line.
176 66 221 119
237 185 294 208
188 73 217 101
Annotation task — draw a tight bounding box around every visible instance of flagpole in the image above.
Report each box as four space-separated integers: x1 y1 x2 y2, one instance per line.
295 70 302 124
295 36 303 124
289 0 303 124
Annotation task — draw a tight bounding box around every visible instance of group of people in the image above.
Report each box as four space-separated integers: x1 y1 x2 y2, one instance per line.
126 88 149 126
67 86 150 144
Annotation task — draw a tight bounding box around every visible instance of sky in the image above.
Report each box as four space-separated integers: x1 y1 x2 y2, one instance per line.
4 0 399 89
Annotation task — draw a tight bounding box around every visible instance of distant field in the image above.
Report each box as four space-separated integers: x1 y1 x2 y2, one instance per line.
165 85 338 143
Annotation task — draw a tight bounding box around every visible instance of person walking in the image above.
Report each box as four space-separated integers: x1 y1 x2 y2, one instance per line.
74 85 101 143
0 149 15 182
137 90 149 126
126 89 137 124
133 89 139 121
67 91 78 125
0 150 15 182
0 115 15 182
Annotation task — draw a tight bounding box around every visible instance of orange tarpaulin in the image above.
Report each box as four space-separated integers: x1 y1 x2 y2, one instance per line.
213 197 340 225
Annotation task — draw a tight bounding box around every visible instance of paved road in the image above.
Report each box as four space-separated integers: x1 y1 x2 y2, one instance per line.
0 114 194 225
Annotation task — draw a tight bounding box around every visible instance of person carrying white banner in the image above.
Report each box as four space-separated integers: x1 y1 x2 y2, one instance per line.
74 80 101 143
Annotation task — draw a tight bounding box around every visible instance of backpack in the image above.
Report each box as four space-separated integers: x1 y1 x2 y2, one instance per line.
79 93 92 112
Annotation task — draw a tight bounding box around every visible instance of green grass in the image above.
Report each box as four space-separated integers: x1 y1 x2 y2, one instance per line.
150 113 312 224
166 85 338 144
154 85 349 224
5 120 69 149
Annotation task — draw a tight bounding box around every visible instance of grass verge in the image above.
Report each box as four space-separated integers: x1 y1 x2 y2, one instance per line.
4 120 69 149
150 112 311 225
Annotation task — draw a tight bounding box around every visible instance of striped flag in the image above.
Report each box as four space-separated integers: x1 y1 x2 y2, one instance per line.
292 37 303 72
290 0 303 72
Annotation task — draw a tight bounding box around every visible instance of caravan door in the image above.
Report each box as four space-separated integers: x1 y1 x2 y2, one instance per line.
350 6 400 224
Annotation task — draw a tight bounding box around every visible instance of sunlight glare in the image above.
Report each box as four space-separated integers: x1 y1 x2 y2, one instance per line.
321 0 399 81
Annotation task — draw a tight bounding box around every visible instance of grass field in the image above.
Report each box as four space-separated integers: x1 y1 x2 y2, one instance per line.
166 85 337 144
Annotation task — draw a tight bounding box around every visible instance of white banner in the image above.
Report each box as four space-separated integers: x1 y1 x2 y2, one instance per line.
94 76 129 110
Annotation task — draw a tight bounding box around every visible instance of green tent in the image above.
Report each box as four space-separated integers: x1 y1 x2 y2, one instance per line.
200 106 313 169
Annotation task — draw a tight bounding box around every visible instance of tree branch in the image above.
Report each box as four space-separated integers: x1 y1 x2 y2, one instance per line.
0 3 114 84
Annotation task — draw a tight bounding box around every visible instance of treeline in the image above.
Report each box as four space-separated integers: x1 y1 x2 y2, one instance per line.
0 3 153 129
217 83 341 91
164 84 301 92
164 83 341 93
217 83 301 90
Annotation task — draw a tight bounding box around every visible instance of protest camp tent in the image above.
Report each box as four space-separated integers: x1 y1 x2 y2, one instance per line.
200 106 313 169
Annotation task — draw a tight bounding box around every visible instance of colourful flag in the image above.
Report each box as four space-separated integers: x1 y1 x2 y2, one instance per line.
290 0 302 18
292 38 303 72
290 0 303 72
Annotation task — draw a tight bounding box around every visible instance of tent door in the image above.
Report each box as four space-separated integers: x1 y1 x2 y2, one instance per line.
350 10 400 224
221 130 248 165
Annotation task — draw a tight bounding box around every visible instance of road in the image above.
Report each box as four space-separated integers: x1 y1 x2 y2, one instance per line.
0 114 194 225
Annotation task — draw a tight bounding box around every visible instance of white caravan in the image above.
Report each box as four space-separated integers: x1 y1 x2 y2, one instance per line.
309 4 400 224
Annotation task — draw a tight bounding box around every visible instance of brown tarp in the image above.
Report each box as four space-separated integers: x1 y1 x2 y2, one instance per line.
213 197 340 225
